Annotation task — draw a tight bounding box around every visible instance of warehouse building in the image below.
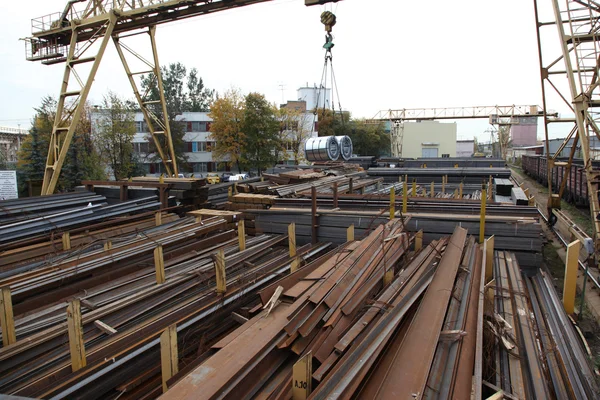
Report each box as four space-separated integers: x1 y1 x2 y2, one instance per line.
393 120 457 158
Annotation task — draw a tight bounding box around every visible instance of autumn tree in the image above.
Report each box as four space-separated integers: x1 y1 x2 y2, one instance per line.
94 92 138 180
346 119 390 157
140 62 215 170
278 106 312 164
208 88 246 173
241 93 282 174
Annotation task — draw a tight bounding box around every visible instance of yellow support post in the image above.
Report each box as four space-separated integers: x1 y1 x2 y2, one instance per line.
288 223 297 258
292 351 313 400
383 269 394 286
563 240 581 314
154 245 165 284
155 211 162 227
480 184 487 244
104 240 112 251
62 232 71 250
415 230 423 251
404 174 408 184
402 181 408 213
160 324 178 393
485 235 495 283
347 224 355 241
411 179 416 197
454 189 459 199
430 181 435 198
67 299 86 372
238 220 246 251
215 249 226 294
389 187 395 220
0 287 16 347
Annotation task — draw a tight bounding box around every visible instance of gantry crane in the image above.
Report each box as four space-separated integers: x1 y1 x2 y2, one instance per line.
534 0 600 262
372 105 555 159
25 0 340 195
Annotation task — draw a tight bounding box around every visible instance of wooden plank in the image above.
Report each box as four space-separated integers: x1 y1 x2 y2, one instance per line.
289 222 297 258
485 235 495 283
0 287 16 346
67 299 86 372
347 224 354 242
94 320 117 335
62 232 71 250
160 324 179 393
215 249 226 294
238 220 246 251
154 245 166 284
563 240 581 314
415 229 423 251
292 351 313 400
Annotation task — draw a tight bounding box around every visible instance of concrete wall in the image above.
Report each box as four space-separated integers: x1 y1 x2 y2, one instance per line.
398 121 457 158
456 140 474 157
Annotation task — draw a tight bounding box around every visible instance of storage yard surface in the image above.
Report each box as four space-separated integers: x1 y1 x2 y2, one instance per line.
0 159 598 399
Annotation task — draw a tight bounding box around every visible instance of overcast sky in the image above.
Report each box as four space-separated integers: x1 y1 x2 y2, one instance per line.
0 0 573 141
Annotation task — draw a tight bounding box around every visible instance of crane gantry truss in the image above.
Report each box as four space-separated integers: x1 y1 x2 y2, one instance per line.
534 0 600 262
26 0 339 195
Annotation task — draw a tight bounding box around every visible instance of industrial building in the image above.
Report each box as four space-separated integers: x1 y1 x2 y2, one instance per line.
393 120 457 158
0 126 27 168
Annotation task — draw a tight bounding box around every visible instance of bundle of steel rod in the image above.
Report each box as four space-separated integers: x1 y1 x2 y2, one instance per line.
0 191 107 224
243 206 541 267
166 226 488 399
0 216 332 399
0 211 180 268
0 195 162 245
367 167 511 183
484 251 599 398
371 181 485 199
268 196 540 217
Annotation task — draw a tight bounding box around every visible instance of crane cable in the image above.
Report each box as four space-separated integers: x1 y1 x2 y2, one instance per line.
312 10 344 136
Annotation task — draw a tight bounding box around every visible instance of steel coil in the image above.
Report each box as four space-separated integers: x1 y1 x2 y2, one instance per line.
305 136 340 162
335 136 353 161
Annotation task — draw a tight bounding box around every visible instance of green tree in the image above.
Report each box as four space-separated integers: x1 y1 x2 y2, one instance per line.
241 92 281 174
18 97 105 193
141 62 215 171
209 88 246 173
95 92 137 180
346 119 390 157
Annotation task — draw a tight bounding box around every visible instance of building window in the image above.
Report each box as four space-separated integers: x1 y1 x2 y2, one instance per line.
193 162 208 173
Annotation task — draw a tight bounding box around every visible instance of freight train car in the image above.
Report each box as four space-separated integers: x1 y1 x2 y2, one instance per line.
521 155 599 206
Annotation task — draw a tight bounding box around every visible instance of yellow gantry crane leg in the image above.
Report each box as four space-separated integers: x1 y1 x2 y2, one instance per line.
113 26 178 177
41 15 117 195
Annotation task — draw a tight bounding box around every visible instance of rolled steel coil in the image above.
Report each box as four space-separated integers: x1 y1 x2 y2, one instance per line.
305 136 340 162
335 135 353 161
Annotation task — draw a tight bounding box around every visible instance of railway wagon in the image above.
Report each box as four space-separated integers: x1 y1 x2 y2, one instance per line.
521 155 592 206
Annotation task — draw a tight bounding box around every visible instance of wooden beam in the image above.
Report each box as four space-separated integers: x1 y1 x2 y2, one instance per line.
459 182 463 198
0 287 16 347
292 351 313 400
485 235 495 283
333 182 338 208
155 211 162 226
389 186 395 220
289 222 297 258
563 240 581 314
62 232 71 250
67 299 86 372
215 249 226 294
415 229 423 251
103 240 112 251
238 220 246 251
94 320 117 335
160 324 178 393
154 245 166 284
347 224 355 242
430 181 435 198
402 180 408 213
480 184 487 244
383 269 394 286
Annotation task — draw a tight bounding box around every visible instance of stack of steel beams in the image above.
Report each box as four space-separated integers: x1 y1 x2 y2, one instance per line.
0 214 332 399
485 252 599 398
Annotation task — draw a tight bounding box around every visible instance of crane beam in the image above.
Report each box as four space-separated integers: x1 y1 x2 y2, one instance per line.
372 105 553 122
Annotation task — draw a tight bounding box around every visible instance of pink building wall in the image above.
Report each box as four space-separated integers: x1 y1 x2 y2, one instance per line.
510 117 538 146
